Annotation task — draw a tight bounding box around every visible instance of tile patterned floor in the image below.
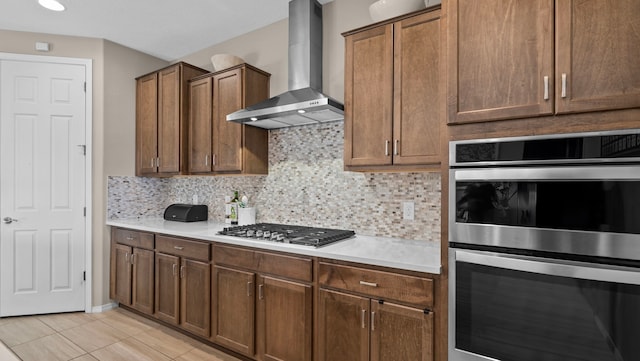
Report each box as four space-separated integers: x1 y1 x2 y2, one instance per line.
0 308 241 361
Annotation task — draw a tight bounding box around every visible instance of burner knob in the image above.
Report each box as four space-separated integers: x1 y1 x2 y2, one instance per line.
246 230 255 237
263 231 271 239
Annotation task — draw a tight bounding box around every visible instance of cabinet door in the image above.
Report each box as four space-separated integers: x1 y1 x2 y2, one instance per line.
448 0 554 124
113 244 132 306
370 301 434 361
213 68 244 173
212 265 256 356
131 248 154 315
155 253 180 324
257 276 312 361
180 258 211 337
393 11 441 165
344 24 394 167
556 0 640 114
136 73 158 175
188 77 213 173
317 289 369 361
158 65 182 173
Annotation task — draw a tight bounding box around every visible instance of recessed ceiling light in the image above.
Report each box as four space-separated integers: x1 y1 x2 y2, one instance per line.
250 117 258 121
297 110 306 114
38 0 65 11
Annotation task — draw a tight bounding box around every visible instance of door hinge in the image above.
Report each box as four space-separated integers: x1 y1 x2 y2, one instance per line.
83 82 86 92
83 271 86 281
83 207 86 217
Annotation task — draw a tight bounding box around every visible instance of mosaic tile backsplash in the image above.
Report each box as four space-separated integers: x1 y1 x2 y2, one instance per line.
108 123 441 242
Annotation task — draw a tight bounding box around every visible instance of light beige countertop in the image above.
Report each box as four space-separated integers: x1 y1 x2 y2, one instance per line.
106 218 441 275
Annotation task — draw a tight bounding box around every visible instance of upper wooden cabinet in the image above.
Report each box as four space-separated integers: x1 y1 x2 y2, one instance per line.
343 9 443 171
447 0 640 124
136 62 207 176
188 64 270 175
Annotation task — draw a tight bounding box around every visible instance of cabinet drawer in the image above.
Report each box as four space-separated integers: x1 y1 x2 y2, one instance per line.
318 262 433 308
156 235 210 262
112 228 154 250
213 245 312 282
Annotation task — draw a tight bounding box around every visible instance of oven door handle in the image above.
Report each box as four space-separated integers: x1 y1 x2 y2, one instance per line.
455 249 640 286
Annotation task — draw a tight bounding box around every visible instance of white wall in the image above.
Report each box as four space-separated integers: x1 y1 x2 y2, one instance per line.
178 0 376 102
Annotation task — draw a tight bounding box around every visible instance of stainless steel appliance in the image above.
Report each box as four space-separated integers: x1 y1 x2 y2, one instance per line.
218 223 355 247
226 0 344 129
449 130 640 361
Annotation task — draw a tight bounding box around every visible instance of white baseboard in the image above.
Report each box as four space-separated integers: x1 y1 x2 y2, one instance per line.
91 302 118 313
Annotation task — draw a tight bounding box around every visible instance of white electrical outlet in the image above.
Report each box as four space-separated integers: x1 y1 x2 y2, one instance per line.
402 201 414 220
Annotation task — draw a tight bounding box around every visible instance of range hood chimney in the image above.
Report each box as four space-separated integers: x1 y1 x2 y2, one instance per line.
226 0 344 129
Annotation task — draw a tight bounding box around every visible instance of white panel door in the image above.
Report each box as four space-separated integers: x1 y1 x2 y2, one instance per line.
0 60 86 316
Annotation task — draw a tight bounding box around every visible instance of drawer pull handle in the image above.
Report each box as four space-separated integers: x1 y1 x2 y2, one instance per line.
172 264 177 276
126 236 134 241
359 281 378 287
130 254 135 265
180 265 185 279
173 246 184 250
561 73 567 98
361 309 366 329
258 284 264 300
247 281 253 297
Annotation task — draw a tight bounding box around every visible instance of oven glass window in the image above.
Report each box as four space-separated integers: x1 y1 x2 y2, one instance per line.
455 181 640 234
456 261 640 361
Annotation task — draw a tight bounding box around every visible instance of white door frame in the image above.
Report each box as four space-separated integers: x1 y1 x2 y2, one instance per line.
0 52 92 313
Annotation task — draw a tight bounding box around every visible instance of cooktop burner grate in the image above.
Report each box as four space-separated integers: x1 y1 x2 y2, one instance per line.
218 223 355 247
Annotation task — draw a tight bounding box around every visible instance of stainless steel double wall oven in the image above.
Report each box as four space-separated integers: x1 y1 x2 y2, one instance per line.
449 130 640 361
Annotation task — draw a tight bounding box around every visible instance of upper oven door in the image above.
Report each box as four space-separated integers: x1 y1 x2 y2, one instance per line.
449 166 640 261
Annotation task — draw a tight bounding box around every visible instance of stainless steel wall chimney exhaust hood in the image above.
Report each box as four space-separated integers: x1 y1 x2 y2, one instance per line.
226 0 344 129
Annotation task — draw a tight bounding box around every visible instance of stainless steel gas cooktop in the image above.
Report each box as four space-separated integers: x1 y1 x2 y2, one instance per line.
218 223 355 247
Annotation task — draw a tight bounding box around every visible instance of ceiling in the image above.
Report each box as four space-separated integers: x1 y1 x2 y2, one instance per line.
2 0 332 61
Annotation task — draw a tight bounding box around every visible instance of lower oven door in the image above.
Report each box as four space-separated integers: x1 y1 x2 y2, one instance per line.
449 248 640 361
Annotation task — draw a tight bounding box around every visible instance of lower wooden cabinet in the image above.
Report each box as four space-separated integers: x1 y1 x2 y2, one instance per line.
154 236 211 338
110 227 438 361
211 266 313 361
211 265 255 355
257 275 313 361
212 245 314 361
317 262 435 361
110 228 154 315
